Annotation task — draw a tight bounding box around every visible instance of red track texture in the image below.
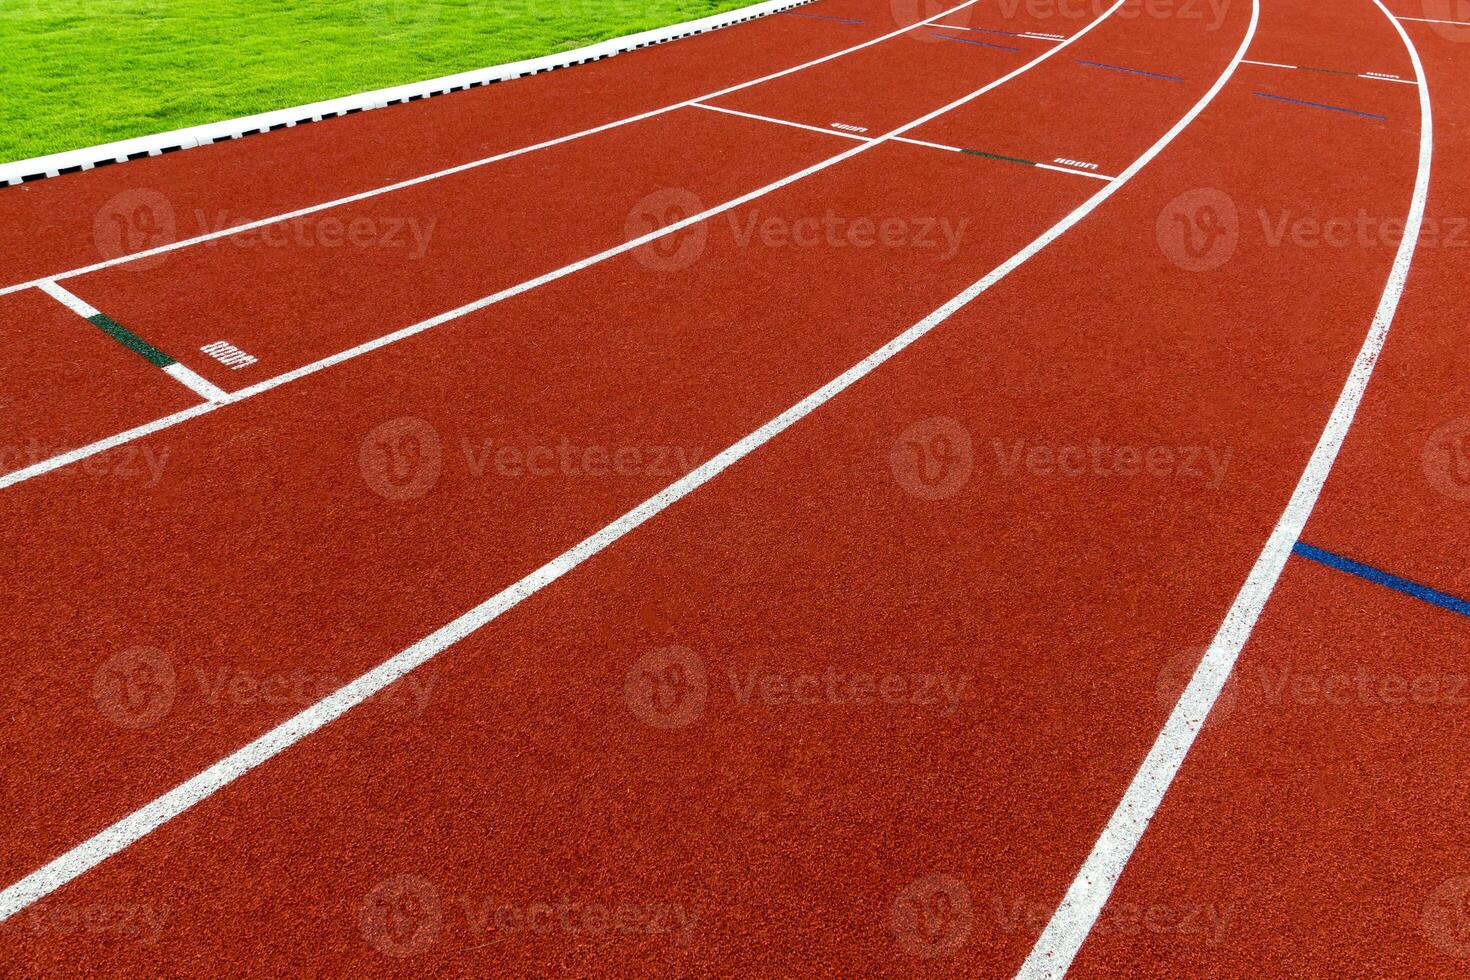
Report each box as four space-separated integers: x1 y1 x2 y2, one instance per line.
0 0 1462 975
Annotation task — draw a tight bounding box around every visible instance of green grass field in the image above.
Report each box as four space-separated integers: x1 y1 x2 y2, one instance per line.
0 0 761 164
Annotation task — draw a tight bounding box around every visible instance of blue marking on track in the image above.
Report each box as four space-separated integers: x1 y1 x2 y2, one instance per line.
1075 59 1184 81
1252 92 1387 120
1293 542 1470 618
931 32 1020 51
783 11 865 24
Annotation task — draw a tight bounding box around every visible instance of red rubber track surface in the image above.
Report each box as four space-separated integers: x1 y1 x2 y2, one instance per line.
0 291 196 477
0 0 1457 974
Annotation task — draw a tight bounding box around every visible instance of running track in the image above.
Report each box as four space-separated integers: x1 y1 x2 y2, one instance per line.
0 0 1465 973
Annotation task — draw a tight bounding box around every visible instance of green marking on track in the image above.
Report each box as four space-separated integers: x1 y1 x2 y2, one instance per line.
960 148 1038 167
87 313 175 367
1298 65 1357 76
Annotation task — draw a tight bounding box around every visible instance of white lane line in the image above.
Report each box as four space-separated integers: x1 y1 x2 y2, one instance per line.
689 101 873 141
1017 0 1429 976
0 0 1255 919
1397 15 1469 25
888 137 1116 180
37 280 100 318
37 281 229 403
1036 161 1115 181
0 0 986 299
1245 57 1415 83
163 363 231 403
0 0 1130 493
889 134 963 153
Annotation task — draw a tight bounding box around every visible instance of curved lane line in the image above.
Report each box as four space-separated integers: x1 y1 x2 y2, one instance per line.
1017 0 1431 974
0 0 1130 492
0 0 988 298
0 0 1253 923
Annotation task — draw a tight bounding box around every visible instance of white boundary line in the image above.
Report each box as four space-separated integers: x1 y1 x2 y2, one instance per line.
0 0 1265 917
1016 0 1430 974
690 101 873 140
1397 15 1469 26
0 0 982 298
36 282 227 402
694 104 1116 179
1242 58 1412 84
0 0 1125 493
0 0 818 187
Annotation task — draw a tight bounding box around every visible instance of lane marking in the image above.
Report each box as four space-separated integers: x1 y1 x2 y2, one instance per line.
200 340 258 370
693 108 1110 181
0 0 1254 914
1244 58 1413 84
690 101 872 140
1397 15 1470 25
163 364 231 403
0 0 989 298
887 136 1114 179
0 0 1134 494
1054 157 1100 170
931 32 1021 50
1252 91 1387 120
1076 59 1184 81
37 281 228 402
932 23 1065 40
1020 0 1429 974
830 122 869 133
1294 542 1470 618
